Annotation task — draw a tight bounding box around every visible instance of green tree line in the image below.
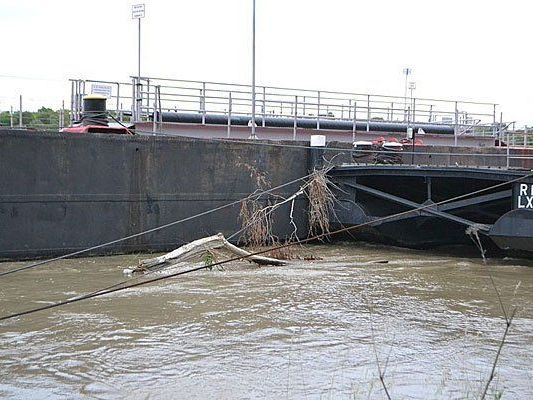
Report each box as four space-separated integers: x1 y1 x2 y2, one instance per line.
0 107 71 129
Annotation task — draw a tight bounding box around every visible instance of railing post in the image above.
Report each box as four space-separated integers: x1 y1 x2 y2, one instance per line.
135 77 142 122
70 80 75 125
78 80 82 121
158 87 163 133
492 104 497 137
19 95 22 128
152 86 158 134
77 80 82 121
391 102 394 121
262 86 266 127
303 95 306 116
146 78 150 114
293 95 298 140
81 80 86 119
116 83 120 118
352 101 357 142
227 92 232 138
131 78 137 122
59 100 65 129
201 82 206 125
366 94 370 132
428 104 433 123
317 91 321 130
412 98 416 123
348 99 352 119
499 111 503 147
74 81 78 122
506 130 510 169
454 101 459 146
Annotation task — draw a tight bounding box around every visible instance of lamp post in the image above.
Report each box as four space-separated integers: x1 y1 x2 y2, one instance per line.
132 4 145 122
250 0 257 139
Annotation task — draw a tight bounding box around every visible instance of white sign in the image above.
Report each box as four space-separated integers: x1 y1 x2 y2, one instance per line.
91 84 113 99
132 3 145 19
517 183 533 209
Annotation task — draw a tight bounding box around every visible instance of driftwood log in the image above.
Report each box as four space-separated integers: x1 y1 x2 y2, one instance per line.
126 233 286 274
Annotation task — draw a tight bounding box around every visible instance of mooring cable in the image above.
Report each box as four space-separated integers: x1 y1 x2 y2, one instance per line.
0 173 314 278
2 171 532 322
72 178 317 301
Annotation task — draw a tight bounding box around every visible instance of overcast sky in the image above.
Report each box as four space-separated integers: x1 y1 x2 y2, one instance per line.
0 0 531 126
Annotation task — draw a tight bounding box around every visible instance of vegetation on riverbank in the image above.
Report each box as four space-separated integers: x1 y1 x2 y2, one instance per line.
0 107 70 130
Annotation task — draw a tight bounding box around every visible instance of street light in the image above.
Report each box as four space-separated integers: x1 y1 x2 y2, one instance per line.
132 3 145 122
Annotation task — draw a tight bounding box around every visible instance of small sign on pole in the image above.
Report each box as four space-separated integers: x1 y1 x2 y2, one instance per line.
132 3 145 19
91 84 113 99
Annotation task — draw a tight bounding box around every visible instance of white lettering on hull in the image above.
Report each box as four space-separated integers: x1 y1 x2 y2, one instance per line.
517 184 533 209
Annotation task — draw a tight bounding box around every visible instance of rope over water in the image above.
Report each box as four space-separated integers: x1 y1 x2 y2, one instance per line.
1 170 532 322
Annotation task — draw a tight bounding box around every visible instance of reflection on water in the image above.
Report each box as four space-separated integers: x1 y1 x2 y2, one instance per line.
1 243 532 399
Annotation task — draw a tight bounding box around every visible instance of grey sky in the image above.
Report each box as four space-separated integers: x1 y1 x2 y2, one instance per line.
0 0 531 126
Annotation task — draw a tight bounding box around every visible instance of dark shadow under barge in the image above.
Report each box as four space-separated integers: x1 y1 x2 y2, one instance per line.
328 165 533 257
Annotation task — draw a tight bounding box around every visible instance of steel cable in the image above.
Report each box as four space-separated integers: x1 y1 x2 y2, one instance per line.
0 173 313 278
1 171 532 322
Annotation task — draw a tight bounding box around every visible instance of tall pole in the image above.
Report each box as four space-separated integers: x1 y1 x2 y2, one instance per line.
138 18 141 87
132 3 145 122
250 0 257 139
137 17 141 122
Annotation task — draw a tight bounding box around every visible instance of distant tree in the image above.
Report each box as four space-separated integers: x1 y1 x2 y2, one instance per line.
0 107 70 129
0 111 11 126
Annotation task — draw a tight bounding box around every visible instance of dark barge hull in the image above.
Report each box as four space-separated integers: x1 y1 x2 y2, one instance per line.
0 130 310 261
1 129 532 260
329 165 533 255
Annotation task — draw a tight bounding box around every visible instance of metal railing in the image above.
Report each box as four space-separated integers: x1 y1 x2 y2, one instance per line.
352 149 533 170
71 76 505 140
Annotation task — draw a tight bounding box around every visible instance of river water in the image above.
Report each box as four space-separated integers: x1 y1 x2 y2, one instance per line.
0 243 532 399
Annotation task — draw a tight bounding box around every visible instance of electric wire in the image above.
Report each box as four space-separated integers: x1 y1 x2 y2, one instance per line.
2 171 532 322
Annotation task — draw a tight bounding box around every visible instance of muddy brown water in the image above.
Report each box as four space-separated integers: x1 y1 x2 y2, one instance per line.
0 243 532 399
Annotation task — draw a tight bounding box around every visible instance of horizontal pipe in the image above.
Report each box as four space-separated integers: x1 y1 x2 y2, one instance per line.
154 112 456 134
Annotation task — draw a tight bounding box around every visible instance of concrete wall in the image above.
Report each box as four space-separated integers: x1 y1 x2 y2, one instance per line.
0 130 310 260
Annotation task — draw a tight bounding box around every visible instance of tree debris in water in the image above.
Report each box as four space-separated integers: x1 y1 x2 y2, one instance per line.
123 233 286 275
307 167 336 238
239 166 337 252
124 166 336 275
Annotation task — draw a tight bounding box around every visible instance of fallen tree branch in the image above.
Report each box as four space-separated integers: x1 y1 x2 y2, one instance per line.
128 233 287 274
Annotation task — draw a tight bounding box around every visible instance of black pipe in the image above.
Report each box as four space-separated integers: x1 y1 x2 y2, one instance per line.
155 111 455 135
